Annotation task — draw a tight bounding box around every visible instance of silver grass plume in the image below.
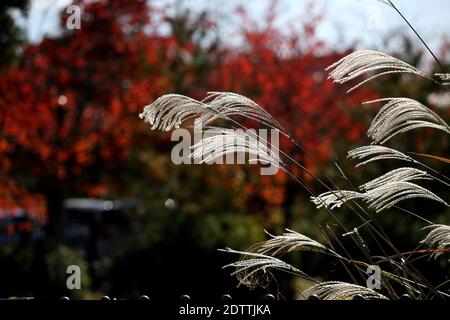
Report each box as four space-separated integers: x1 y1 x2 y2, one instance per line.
359 167 431 192
312 180 447 213
365 98 450 144
326 50 427 92
139 94 206 131
420 224 450 259
435 73 450 86
189 127 282 167
377 0 393 7
220 248 309 289
365 181 448 212
256 229 333 257
139 92 288 136
199 92 286 132
347 145 417 167
306 281 389 300
310 190 365 210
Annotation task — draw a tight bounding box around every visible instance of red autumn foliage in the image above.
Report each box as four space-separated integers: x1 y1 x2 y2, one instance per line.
209 4 377 210
0 0 376 233
0 0 157 235
212 4 375 165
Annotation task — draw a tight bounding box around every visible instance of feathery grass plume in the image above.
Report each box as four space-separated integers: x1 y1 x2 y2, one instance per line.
365 98 450 144
220 248 309 289
199 92 287 132
435 73 450 85
359 167 431 192
139 94 206 131
313 178 446 213
326 50 427 92
365 181 448 212
420 224 450 259
311 190 365 210
377 0 393 6
306 281 389 300
140 92 289 136
256 229 333 257
347 145 417 167
189 127 282 167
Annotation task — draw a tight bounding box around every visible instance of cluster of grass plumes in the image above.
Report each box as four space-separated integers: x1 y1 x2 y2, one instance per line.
140 0 450 300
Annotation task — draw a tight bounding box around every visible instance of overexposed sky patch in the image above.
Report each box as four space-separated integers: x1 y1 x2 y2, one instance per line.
18 0 450 53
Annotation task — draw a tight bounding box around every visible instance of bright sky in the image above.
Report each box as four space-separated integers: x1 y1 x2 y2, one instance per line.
18 0 450 52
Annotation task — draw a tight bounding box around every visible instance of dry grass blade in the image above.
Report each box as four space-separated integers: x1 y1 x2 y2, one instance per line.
326 50 427 92
139 94 206 131
409 152 450 164
256 229 333 256
220 248 309 289
348 145 417 167
365 98 450 144
306 281 389 300
190 127 282 167
359 167 431 192
420 224 450 259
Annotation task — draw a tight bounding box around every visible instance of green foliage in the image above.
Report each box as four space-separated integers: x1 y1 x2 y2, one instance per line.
187 213 264 251
0 0 28 66
44 244 91 299
99 211 264 298
0 243 91 298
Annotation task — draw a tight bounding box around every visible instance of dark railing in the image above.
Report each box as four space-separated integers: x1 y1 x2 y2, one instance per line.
1 293 412 300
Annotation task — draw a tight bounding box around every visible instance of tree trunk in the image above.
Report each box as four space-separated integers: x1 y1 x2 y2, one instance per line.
45 179 64 243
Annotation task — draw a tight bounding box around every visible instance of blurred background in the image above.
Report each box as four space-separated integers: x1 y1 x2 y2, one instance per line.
0 0 449 299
